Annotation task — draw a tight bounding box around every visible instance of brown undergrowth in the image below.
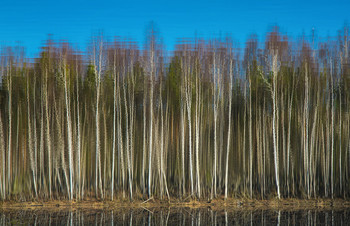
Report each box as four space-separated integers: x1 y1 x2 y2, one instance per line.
1 196 350 212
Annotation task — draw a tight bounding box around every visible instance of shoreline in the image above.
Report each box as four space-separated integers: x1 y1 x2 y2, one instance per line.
1 198 350 211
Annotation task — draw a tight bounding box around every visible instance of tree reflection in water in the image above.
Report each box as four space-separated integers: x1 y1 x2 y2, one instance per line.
0 208 349 225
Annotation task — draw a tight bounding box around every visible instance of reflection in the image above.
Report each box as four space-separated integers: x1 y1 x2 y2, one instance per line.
0 208 349 225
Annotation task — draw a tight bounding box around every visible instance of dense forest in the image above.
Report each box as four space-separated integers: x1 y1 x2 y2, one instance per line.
0 25 350 201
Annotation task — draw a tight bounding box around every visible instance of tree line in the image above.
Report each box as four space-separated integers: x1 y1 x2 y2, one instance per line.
0 25 350 201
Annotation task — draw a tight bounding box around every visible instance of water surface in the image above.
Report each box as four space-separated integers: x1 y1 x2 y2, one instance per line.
1 207 350 225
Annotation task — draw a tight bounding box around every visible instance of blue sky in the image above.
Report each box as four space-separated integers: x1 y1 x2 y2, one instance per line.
0 0 349 57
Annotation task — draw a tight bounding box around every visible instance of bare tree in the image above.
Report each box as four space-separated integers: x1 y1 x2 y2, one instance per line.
225 57 233 199
92 36 104 198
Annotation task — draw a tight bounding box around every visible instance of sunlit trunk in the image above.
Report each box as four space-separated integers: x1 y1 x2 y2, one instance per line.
272 53 281 199
224 59 233 199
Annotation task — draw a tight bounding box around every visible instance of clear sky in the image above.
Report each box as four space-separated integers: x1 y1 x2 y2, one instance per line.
0 0 349 57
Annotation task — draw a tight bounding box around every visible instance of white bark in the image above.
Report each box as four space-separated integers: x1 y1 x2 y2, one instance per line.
75 58 81 200
54 100 70 198
304 63 310 198
117 86 125 196
330 58 334 198
180 100 185 197
249 75 253 198
272 53 281 199
184 56 194 196
93 38 103 198
148 46 154 198
142 74 147 194
225 59 233 199
212 53 218 198
123 71 133 200
287 88 293 196
7 64 11 195
195 64 201 198
111 50 117 200
160 77 165 198
62 57 74 200
44 68 52 198
27 74 37 197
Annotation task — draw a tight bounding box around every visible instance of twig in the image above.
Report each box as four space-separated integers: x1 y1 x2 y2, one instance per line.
141 197 153 204
141 206 154 214
183 193 194 202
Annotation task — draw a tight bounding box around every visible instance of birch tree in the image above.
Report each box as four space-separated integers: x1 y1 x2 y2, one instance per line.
224 57 233 199
92 36 104 198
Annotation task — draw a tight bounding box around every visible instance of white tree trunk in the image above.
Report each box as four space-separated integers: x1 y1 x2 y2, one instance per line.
7 65 11 196
94 39 103 198
330 59 334 198
195 70 201 198
225 59 233 199
45 68 52 198
62 58 74 200
27 75 37 197
272 53 281 199
111 52 117 200
75 59 81 200
180 101 185 197
148 49 154 198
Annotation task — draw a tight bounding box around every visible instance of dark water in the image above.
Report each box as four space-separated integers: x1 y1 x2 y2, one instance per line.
1 208 350 225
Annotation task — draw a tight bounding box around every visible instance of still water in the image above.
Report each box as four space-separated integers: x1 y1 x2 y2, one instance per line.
1 208 350 225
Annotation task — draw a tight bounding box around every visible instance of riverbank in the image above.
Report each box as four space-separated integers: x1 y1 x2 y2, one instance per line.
1 197 350 211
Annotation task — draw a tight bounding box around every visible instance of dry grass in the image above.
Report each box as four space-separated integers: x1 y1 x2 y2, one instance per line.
1 196 350 212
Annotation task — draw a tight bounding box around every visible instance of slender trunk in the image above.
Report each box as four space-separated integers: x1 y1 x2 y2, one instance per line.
249 76 253 198
111 54 117 200
304 63 310 198
54 99 70 198
129 58 135 201
45 68 52 198
225 59 233 199
76 60 81 200
287 87 293 196
180 101 185 197
212 54 218 198
243 83 247 194
63 58 74 200
330 59 334 198
159 77 165 198
160 95 164 198
0 112 6 199
272 53 281 199
117 86 125 197
186 76 193 196
103 107 107 199
163 104 170 200
39 90 45 195
339 81 342 195
123 75 133 201
27 75 37 197
195 70 201 198
94 40 103 198
142 73 147 194
7 65 11 196
148 49 154 198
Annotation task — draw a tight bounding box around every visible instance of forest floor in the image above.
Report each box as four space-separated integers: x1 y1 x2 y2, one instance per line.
1 196 350 211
